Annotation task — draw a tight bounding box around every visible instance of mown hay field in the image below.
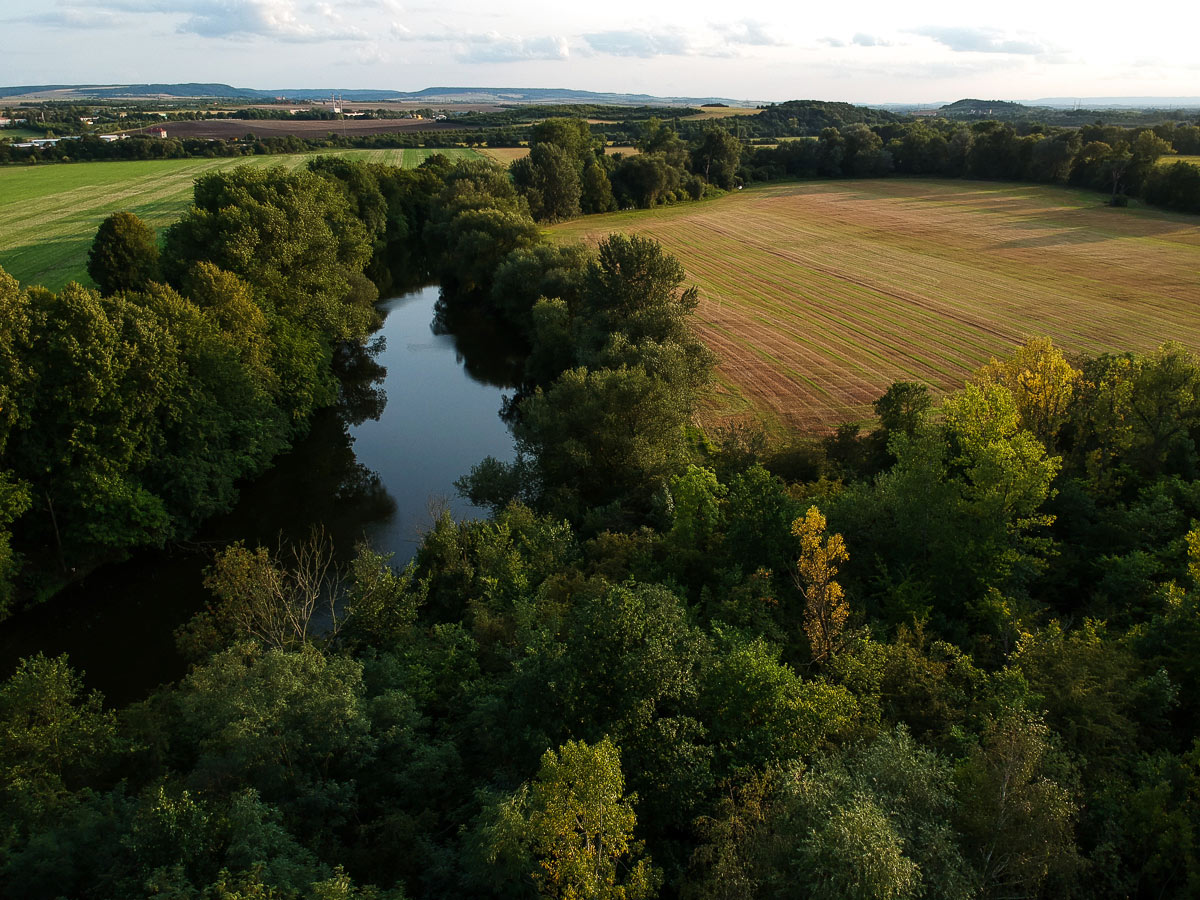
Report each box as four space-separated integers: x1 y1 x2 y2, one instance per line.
0 148 481 290
480 145 639 165
551 179 1200 432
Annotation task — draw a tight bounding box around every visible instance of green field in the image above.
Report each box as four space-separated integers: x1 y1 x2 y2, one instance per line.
552 179 1200 432
0 148 481 290
1162 154 1200 167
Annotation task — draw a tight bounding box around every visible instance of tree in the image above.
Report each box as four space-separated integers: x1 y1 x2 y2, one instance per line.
611 154 671 209
873 381 931 438
691 128 742 189
793 505 850 664
955 711 1080 899
513 142 582 222
162 166 376 342
514 364 693 517
87 211 160 295
0 654 118 821
482 737 661 900
973 337 1081 447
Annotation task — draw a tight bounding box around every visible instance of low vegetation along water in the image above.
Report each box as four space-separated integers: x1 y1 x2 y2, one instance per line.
0 285 517 702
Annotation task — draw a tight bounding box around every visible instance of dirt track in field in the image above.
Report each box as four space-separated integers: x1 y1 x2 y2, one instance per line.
551 179 1200 432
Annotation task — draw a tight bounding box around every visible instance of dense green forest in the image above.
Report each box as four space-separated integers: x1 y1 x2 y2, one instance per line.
4 121 1200 899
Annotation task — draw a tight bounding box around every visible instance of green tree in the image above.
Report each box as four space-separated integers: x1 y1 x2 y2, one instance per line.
691 128 742 189
86 211 160 295
162 166 376 342
513 142 583 222
0 654 118 822
482 737 661 900
873 382 931 438
955 711 1080 899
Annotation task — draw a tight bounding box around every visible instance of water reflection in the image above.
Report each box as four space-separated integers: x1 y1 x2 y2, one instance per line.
0 285 517 703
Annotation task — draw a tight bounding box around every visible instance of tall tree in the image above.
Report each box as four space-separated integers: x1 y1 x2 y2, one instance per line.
482 737 661 900
86 211 160 295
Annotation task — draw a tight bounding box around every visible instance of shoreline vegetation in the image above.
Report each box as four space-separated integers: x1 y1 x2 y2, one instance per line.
3 111 1200 899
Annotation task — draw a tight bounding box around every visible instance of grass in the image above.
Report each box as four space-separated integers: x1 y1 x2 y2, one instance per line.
1162 154 1200 167
1 128 44 140
0 148 482 290
551 179 1200 433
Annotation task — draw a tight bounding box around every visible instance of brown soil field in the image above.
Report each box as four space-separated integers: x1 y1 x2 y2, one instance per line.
551 179 1200 433
136 118 461 140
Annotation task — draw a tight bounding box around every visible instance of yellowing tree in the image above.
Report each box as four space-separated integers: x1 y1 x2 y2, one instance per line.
484 737 661 900
974 337 1081 445
792 506 850 665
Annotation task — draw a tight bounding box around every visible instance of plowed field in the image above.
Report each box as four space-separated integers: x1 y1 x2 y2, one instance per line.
551 180 1200 432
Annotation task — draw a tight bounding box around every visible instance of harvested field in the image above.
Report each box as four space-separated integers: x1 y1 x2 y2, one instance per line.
480 147 529 164
0 148 481 290
136 117 461 140
479 145 636 165
682 107 764 120
551 179 1200 432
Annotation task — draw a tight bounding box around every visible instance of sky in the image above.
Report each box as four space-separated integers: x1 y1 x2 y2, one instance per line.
2 0 1198 104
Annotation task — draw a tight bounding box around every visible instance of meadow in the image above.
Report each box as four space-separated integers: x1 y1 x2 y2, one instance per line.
552 179 1200 432
0 148 481 290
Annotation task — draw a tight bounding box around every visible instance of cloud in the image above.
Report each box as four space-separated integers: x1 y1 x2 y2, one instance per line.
59 0 371 41
389 27 568 63
9 9 123 27
722 19 783 47
819 37 845 48
912 25 1047 55
455 33 569 63
851 33 890 47
582 29 692 58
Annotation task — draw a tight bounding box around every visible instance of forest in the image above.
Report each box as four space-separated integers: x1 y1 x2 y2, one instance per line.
3 117 1200 900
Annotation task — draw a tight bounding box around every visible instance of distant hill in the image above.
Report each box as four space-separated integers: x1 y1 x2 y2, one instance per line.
0 83 757 107
1029 96 1200 109
939 99 1033 118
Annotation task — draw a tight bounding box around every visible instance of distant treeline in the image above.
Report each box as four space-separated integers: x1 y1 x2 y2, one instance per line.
0 130 521 165
742 119 1200 213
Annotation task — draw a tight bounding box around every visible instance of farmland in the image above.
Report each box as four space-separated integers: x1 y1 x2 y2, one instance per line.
138 117 459 140
0 148 481 290
551 179 1200 432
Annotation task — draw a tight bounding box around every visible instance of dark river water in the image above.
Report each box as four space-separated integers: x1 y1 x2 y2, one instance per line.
0 286 520 703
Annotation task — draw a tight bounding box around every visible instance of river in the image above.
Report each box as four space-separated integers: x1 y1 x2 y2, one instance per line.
0 285 520 703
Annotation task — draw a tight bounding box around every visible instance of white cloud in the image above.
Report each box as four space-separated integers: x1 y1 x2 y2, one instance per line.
455 33 569 63
912 25 1047 55
582 29 692 58
721 19 783 47
851 33 890 47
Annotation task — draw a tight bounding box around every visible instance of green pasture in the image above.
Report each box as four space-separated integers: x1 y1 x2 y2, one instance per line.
0 147 481 290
